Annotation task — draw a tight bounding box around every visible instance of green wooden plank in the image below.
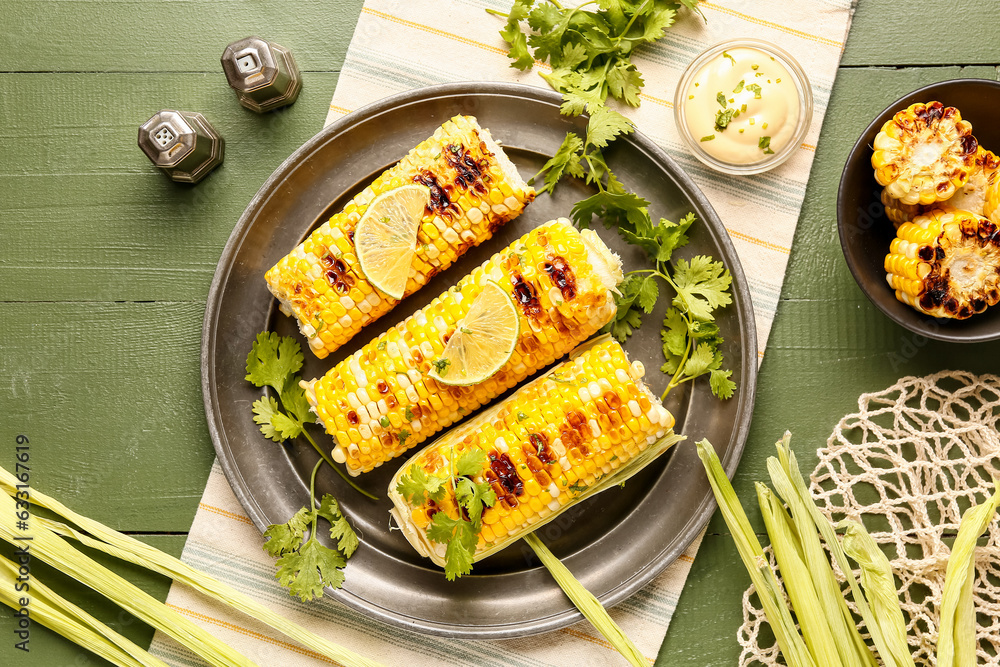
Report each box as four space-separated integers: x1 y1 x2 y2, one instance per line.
0 72 340 302
1 0 365 73
0 302 215 531
843 0 1000 67
0 535 186 667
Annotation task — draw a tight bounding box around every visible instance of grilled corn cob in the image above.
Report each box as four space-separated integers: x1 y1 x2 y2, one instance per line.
301 219 624 476
265 115 535 359
388 335 680 569
872 101 978 205
885 208 1000 319
947 147 1000 217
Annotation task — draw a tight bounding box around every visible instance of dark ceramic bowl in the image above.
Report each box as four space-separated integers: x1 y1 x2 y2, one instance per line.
837 78 1000 343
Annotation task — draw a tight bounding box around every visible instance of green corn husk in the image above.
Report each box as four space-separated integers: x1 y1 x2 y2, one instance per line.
769 432 906 667
839 521 915 667
523 533 646 667
0 492 257 667
0 466 384 667
937 481 1000 667
757 484 841 664
695 439 816 667
0 556 168 667
766 440 876 667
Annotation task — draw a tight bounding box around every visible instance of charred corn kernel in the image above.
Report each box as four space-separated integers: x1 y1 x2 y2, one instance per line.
949 147 1000 218
303 219 624 476
885 208 1000 319
872 101 978 205
387 336 679 569
264 115 536 359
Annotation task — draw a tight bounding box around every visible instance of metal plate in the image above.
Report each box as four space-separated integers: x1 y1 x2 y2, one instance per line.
202 82 757 638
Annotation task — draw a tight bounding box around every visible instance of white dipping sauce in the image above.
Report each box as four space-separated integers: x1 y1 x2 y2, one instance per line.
682 47 800 165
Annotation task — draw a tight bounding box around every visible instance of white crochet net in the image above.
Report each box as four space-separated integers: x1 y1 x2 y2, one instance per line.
738 370 1000 666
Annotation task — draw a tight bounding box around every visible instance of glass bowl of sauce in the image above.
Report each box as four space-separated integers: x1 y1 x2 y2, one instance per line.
674 39 813 175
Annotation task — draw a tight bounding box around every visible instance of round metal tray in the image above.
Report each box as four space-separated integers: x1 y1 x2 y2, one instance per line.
202 82 757 638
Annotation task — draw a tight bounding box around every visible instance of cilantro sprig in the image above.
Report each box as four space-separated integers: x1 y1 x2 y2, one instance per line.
491 0 703 111
246 332 375 600
396 448 497 580
263 459 359 601
490 0 733 402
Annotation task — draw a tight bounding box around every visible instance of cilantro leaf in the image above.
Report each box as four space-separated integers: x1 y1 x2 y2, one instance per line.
499 0 535 70
603 273 651 341
672 255 733 321
252 396 303 442
661 308 688 357
606 61 644 106
396 464 448 505
245 332 304 394
279 377 316 425
318 495 359 557
682 342 716 377
654 212 696 262
427 513 478 581
570 189 649 231
274 538 346 601
710 369 737 400
639 6 677 43
262 507 311 558
537 132 585 194
455 448 490 478
585 105 635 148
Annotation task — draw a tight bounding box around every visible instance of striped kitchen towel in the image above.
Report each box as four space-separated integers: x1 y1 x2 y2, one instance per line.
150 1 855 665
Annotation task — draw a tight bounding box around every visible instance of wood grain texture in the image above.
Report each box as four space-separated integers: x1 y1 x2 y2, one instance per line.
842 0 1000 67
0 535 185 666
0 302 215 531
0 72 340 302
2 0 365 73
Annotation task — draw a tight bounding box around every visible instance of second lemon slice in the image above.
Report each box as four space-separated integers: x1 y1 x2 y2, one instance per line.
355 184 429 300
428 281 520 386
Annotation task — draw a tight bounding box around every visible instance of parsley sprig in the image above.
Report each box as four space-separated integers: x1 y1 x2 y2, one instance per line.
396 448 497 580
246 332 375 600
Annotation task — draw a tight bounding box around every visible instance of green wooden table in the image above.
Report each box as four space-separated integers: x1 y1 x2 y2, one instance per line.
2 1 999 664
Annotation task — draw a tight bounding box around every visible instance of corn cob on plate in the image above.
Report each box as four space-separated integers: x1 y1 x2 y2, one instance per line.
389 335 683 572
203 83 756 637
301 219 623 477
264 114 535 359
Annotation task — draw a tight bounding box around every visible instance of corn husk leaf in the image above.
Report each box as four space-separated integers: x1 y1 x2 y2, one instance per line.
770 432 907 667
839 521 915 667
0 466 383 667
757 483 841 664
937 480 1000 667
766 437 876 667
0 491 258 667
524 533 646 667
696 439 816 667
0 556 167 667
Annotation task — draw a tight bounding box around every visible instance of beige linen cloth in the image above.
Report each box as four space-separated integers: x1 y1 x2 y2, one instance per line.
150 1 856 664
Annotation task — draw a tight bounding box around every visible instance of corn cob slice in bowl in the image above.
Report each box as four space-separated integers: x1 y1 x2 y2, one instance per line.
946 147 1000 217
265 114 535 359
388 335 681 573
885 208 1000 319
872 101 979 206
300 219 623 476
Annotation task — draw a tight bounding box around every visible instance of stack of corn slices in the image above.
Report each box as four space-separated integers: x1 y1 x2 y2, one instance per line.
875 101 1000 320
697 432 1000 666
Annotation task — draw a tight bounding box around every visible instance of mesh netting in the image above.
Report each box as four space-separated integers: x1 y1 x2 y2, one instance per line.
738 370 1000 666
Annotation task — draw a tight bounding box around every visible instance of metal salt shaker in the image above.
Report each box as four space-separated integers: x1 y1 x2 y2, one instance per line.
221 36 301 113
137 110 225 184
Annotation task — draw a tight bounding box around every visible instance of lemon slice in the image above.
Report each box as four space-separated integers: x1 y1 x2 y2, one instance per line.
428 281 520 386
355 184 429 299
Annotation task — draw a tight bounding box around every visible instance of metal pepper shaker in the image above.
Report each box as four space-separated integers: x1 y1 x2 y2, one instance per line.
137 110 225 184
221 36 301 113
